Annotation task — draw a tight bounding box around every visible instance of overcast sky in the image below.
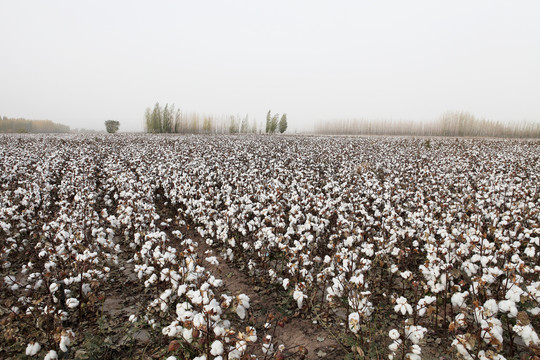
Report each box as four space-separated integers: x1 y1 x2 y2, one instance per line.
1 1 539 132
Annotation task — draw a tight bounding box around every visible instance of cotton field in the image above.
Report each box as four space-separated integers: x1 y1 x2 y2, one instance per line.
1 134 539 360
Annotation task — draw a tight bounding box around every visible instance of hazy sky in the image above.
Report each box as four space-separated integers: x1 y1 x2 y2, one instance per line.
1 1 539 132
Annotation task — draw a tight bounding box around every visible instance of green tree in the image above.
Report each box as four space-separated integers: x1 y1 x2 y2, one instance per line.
240 115 249 133
144 107 152 132
279 113 288 133
151 102 162 133
104 120 120 134
174 108 182 133
270 113 279 133
162 104 172 133
229 115 239 134
266 110 271 133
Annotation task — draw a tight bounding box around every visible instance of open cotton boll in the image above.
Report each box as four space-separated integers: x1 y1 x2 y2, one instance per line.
405 325 427 344
66 298 79 308
388 339 402 352
394 296 413 315
44 350 58 360
59 335 71 352
282 278 290 290
513 324 540 347
451 291 468 308
25 341 41 356
49 283 59 293
236 304 247 319
210 340 224 356
293 290 307 309
483 299 499 317
348 312 360 333
389 329 400 340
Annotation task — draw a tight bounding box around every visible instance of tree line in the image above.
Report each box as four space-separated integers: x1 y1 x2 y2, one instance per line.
265 110 287 134
144 103 288 134
0 116 70 133
145 103 260 134
314 111 540 138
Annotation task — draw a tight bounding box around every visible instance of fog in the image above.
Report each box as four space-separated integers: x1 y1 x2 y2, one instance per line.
1 0 539 132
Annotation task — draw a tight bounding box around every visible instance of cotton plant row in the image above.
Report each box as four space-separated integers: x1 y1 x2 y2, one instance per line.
150 136 539 358
101 148 286 360
1 137 125 358
1 134 539 359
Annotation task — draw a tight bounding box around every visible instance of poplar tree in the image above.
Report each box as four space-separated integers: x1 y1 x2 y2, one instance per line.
266 110 271 133
279 113 288 133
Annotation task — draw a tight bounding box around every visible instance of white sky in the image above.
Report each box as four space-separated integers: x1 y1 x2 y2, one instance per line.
1 1 539 132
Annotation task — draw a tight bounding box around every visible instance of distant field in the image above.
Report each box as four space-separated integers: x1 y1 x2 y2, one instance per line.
1 134 539 360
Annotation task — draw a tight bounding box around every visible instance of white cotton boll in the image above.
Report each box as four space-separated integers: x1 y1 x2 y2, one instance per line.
394 296 413 315
81 283 92 295
506 286 524 302
388 339 402 352
25 342 41 356
59 335 70 352
66 298 79 309
451 292 468 308
160 289 172 301
400 271 412 279
262 341 274 355
214 325 226 337
187 290 203 305
49 283 59 293
160 301 168 312
348 312 360 333
210 340 224 356
193 313 205 328
483 299 498 317
350 274 364 286
182 328 193 343
165 357 177 360
389 329 400 340
293 290 307 309
524 246 535 258
236 304 246 319
129 314 138 323
177 284 187 296
405 325 427 344
4 275 16 286
514 324 539 347
282 278 290 290
44 350 58 360
237 294 250 308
